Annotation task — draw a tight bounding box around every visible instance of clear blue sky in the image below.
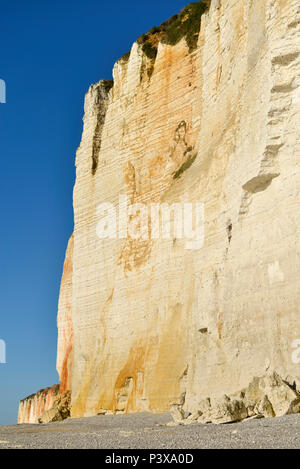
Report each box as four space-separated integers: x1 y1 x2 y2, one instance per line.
0 0 190 425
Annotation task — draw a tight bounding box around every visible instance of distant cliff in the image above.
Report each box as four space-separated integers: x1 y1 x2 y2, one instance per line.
18 386 60 424
19 0 300 423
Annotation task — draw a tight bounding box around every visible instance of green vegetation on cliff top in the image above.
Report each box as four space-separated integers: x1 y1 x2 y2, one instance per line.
119 1 210 62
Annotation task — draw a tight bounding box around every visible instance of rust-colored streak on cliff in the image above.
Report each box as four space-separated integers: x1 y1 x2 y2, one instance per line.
57 234 74 393
18 385 60 424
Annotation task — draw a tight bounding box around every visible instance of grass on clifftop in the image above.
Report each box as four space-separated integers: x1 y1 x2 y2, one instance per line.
118 1 210 63
138 1 210 60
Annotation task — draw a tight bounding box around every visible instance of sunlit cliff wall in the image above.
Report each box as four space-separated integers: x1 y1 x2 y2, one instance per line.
18 386 60 424
19 0 300 422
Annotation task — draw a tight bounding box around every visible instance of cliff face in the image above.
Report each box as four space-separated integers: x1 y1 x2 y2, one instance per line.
18 386 60 424
19 0 300 423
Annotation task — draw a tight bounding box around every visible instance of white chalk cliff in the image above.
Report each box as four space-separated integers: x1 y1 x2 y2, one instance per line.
19 0 300 423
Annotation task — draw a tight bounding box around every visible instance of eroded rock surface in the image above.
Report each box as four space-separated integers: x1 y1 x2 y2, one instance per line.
38 391 71 424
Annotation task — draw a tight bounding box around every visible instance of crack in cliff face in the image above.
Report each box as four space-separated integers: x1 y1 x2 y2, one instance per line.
271 51 299 66
226 219 232 244
171 121 197 179
91 80 113 175
165 120 197 181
